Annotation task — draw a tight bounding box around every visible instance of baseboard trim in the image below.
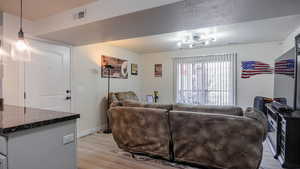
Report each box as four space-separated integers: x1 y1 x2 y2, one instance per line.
77 126 104 138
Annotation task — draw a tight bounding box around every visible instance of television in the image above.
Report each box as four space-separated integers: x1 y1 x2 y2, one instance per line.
274 48 296 109
273 34 300 110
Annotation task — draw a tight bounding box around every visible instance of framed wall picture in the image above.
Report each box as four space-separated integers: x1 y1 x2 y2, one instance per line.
154 64 162 77
101 55 128 79
131 64 138 75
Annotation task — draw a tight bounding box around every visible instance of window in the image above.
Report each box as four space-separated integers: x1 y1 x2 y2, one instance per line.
173 53 237 106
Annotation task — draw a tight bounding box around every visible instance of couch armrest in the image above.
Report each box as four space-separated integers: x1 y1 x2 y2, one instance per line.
109 107 171 160
110 101 122 108
169 111 264 169
244 108 268 141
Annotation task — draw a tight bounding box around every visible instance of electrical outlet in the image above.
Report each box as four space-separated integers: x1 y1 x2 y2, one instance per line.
63 133 75 145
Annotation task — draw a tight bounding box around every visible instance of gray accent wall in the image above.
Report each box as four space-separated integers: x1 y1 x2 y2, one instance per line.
39 0 300 46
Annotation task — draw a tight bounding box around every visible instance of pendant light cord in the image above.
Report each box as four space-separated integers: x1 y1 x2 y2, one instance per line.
20 0 23 30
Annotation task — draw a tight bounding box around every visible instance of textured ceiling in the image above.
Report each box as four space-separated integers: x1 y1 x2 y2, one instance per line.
39 0 300 47
0 0 96 20
103 15 300 54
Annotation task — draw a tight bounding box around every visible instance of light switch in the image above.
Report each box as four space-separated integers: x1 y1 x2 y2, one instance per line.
63 133 75 145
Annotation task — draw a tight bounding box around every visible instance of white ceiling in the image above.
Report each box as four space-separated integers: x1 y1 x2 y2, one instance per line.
103 15 300 54
0 0 96 20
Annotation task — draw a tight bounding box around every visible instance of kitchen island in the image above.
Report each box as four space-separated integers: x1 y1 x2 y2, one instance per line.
0 105 80 169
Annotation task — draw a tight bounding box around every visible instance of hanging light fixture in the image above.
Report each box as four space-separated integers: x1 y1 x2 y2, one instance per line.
16 0 28 51
0 40 7 56
0 40 4 55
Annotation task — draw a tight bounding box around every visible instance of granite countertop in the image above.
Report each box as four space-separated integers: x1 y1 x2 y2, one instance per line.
0 105 80 134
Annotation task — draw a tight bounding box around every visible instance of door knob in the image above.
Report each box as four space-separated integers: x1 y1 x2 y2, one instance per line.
65 96 71 100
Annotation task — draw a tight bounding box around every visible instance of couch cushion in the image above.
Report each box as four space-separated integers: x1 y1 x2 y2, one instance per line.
121 100 145 107
115 91 139 102
144 104 173 110
108 93 119 105
121 100 173 110
173 104 243 116
110 107 171 160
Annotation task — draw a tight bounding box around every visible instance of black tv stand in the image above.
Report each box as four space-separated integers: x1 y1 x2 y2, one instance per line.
266 103 300 168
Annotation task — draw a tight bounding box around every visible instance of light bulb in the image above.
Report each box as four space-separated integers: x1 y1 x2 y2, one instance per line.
177 42 182 48
0 40 7 56
0 48 7 56
16 39 27 51
204 41 210 46
201 34 209 40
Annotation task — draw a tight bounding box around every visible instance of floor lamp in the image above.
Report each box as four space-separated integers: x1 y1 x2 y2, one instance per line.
0 40 4 111
103 64 113 134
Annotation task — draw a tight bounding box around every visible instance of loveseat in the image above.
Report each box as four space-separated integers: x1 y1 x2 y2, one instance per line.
108 92 267 169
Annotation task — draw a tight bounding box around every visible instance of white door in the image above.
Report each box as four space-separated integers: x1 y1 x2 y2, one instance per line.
25 40 71 112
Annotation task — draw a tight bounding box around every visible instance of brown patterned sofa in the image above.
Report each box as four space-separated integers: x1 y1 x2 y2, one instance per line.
108 91 139 106
106 91 140 130
109 100 267 169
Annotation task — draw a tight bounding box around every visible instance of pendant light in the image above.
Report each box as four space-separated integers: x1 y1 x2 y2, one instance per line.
0 40 4 55
16 0 27 51
0 40 8 56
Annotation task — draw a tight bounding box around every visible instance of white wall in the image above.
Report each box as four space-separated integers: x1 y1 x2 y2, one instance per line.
141 42 282 109
71 44 142 134
2 13 37 106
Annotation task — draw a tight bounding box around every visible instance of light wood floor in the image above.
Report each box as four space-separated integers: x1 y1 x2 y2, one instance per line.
78 134 282 169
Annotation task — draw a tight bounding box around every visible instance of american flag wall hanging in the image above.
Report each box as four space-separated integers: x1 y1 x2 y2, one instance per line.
241 61 273 79
275 59 295 78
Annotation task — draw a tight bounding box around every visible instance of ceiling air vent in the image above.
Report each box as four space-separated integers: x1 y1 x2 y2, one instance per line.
73 9 87 20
